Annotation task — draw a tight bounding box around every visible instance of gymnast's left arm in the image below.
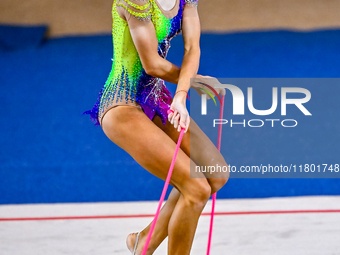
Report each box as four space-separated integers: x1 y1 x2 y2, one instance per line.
176 2 201 97
167 2 201 130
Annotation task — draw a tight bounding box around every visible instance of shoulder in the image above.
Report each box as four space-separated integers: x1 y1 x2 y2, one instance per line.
184 0 198 7
115 0 152 22
116 0 151 8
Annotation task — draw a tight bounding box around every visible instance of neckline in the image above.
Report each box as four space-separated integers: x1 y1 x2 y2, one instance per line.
153 0 179 13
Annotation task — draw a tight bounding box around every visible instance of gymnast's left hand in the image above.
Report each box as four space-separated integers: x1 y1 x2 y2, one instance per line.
191 74 226 99
168 92 190 133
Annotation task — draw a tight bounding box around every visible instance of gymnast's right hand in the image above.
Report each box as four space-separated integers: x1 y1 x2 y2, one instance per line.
168 91 190 133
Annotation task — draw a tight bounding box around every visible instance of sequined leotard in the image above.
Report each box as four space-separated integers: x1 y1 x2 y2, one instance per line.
83 0 198 126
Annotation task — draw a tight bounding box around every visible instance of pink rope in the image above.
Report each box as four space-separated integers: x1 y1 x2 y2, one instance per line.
141 95 225 255
206 95 225 255
141 127 185 255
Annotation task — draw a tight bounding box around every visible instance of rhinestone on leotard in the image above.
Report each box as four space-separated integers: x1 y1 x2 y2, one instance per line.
83 0 199 126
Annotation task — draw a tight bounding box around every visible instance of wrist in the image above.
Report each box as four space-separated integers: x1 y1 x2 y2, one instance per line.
174 90 188 102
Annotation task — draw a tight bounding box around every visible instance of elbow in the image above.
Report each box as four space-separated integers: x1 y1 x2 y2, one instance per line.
143 58 160 77
184 44 200 56
144 65 157 77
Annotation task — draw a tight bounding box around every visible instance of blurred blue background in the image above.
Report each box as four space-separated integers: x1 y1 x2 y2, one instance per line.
1 25 340 204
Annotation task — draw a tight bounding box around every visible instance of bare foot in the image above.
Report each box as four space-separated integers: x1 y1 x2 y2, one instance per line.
126 232 145 255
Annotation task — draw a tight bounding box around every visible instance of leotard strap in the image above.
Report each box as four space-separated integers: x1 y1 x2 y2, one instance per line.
184 0 198 7
116 0 152 21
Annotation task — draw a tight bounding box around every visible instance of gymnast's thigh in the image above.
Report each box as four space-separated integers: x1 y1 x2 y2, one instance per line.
152 115 229 180
100 104 208 193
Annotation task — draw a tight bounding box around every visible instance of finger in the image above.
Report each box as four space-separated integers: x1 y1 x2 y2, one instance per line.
167 109 174 121
179 113 187 132
173 113 180 129
168 112 173 122
178 114 188 132
220 88 226 96
179 113 186 132
171 110 178 124
185 115 190 133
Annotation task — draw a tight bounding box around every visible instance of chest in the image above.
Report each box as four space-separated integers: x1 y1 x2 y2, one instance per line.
151 0 184 42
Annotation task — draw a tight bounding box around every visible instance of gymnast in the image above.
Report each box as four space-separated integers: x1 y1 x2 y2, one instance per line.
83 0 229 254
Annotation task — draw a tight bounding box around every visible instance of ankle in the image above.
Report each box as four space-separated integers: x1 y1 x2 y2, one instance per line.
139 230 156 254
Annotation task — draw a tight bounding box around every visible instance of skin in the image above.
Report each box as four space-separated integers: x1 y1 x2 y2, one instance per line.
122 114 230 255
105 1 230 254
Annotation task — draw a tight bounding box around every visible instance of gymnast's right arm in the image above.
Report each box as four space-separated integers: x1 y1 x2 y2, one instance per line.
116 0 182 85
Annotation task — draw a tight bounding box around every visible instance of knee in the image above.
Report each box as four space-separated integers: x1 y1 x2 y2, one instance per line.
197 181 212 203
210 177 229 194
184 180 211 210
210 164 230 194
